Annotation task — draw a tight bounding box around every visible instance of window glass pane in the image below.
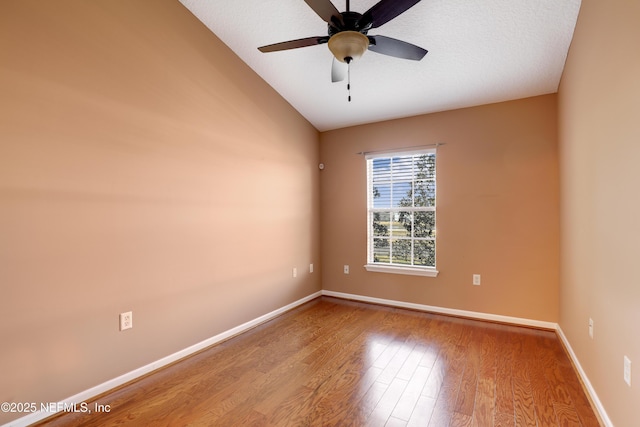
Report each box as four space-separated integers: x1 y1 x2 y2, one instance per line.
372 158 391 182
414 180 435 207
390 212 410 237
396 211 413 236
372 184 390 208
414 212 435 238
414 154 436 180
373 212 390 237
414 240 435 267
373 238 390 263
391 239 412 265
392 181 412 207
392 156 413 181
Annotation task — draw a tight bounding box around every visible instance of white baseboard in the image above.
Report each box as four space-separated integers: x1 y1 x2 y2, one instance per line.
3 291 322 427
321 290 558 330
556 326 613 427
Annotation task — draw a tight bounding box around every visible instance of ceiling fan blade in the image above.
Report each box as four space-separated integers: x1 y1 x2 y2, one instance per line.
258 36 329 53
360 0 422 29
331 57 347 82
368 35 428 60
304 0 341 25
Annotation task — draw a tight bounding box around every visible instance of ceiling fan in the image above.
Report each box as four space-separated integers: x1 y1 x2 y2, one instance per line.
258 0 428 92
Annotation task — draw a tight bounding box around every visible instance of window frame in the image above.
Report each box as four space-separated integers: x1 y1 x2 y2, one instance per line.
364 148 439 278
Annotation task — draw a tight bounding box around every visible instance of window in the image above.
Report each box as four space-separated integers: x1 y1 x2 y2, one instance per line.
365 149 438 277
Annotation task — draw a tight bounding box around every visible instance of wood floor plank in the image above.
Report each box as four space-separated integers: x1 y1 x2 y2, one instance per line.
302 310 387 392
511 331 538 427
35 297 601 427
266 384 317 426
407 395 436 427
427 344 466 426
222 409 270 427
494 411 515 427
312 365 383 426
472 330 497 427
368 378 408 426
395 344 428 382
494 329 515 417
473 376 495 427
421 355 445 400
455 328 481 416
194 368 267 419
512 362 537 426
450 411 473 427
391 365 432 421
386 416 409 427
274 329 389 425
377 342 416 385
528 350 560 426
558 363 602 427
348 379 388 425
554 402 581 427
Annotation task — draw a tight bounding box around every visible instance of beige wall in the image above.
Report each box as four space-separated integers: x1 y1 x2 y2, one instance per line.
558 0 640 425
320 95 560 322
0 1 320 423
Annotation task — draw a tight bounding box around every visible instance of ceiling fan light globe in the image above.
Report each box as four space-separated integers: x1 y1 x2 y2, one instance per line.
328 31 369 63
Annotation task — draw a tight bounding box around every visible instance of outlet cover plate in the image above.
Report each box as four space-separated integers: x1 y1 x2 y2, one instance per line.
120 311 133 331
624 356 632 386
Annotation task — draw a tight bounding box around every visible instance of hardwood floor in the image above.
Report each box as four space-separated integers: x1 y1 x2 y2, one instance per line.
36 297 601 426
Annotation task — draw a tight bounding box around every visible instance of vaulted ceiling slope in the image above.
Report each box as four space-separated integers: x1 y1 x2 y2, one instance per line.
179 0 581 131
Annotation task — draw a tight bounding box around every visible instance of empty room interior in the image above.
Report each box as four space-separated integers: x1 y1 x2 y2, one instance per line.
1 0 638 426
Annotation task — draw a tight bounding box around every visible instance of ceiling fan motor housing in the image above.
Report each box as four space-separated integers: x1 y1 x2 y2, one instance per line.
328 11 372 36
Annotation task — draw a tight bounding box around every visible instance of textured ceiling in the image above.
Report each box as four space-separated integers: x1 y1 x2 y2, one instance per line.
179 0 581 131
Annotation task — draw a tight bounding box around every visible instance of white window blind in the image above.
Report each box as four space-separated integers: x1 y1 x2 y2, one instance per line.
366 149 437 275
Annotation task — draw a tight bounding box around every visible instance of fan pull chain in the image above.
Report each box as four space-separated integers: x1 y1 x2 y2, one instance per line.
347 61 352 102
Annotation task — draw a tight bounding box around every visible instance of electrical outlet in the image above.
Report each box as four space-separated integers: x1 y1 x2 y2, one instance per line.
473 274 481 286
344 265 350 274
624 356 632 386
310 263 314 273
119 311 132 331
293 267 297 278
588 318 594 339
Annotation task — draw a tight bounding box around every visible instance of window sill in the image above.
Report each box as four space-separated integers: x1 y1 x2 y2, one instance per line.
364 264 439 277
